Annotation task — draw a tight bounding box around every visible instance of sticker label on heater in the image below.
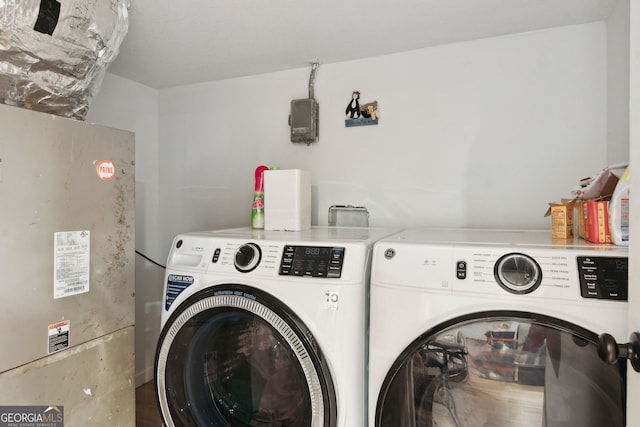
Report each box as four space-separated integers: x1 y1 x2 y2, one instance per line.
96 159 116 181
53 231 90 299
48 321 70 354
165 275 194 310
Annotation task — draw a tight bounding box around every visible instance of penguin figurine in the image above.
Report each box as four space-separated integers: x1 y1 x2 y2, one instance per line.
345 91 361 119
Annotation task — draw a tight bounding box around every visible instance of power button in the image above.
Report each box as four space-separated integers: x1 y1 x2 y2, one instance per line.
456 261 467 279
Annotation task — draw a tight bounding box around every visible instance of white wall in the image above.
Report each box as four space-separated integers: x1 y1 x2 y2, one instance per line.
86 73 163 386
158 22 608 251
607 0 630 164
90 20 626 384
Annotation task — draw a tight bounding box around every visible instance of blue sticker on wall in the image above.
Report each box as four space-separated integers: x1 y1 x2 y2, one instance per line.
165 274 194 311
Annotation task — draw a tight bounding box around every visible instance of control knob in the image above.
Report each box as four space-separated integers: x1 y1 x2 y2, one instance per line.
494 253 542 294
234 243 262 273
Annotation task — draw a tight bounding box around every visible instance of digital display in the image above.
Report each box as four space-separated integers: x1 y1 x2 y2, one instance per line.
280 245 345 278
294 246 331 261
305 247 321 256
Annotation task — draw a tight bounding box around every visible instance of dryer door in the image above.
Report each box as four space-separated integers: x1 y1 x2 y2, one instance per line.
375 311 626 427
156 285 336 427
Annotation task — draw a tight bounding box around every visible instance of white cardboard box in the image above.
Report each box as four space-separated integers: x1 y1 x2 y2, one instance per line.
264 169 311 231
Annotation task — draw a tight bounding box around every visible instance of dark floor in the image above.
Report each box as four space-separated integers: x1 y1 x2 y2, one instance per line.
136 381 163 427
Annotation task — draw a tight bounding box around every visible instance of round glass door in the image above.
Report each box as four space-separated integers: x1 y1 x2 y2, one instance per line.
376 311 626 427
156 285 336 427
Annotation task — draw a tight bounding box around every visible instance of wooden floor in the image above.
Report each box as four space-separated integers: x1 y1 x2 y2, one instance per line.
136 380 163 427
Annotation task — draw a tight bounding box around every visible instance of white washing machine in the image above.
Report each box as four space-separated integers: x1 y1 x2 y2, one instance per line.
155 226 395 427
368 228 629 427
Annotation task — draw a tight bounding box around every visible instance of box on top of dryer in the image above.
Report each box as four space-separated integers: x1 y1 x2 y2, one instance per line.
546 164 623 244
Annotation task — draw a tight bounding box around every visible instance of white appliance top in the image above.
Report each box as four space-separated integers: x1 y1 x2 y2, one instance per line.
378 227 628 253
372 227 628 303
184 226 399 245
164 226 400 285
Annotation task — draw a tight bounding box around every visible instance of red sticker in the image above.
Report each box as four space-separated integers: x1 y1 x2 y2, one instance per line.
96 160 116 181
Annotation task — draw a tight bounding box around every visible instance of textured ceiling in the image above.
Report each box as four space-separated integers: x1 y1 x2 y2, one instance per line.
106 0 617 89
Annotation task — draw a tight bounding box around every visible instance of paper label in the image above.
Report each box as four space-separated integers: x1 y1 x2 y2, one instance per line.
54 231 90 298
48 321 70 354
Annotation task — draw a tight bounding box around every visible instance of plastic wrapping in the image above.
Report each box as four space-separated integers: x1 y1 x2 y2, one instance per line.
0 0 129 120
571 163 628 200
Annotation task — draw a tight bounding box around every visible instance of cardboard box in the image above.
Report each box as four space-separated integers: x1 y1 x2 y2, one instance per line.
572 200 585 239
547 165 624 244
580 172 619 244
583 200 612 244
546 199 575 239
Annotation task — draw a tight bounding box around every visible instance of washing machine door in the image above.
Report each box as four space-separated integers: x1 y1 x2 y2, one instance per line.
156 285 337 427
376 311 626 427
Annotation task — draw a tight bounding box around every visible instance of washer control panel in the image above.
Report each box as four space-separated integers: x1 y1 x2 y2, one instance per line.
577 256 628 300
279 245 345 278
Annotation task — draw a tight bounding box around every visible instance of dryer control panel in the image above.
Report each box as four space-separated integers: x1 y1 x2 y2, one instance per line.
279 245 345 278
577 256 628 300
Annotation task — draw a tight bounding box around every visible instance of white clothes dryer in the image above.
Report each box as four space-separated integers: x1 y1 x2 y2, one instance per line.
155 226 395 427
369 228 629 427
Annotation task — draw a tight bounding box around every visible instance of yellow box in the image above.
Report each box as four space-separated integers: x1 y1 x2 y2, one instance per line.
546 199 575 239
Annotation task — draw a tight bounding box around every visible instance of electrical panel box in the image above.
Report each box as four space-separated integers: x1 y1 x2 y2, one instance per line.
290 98 318 144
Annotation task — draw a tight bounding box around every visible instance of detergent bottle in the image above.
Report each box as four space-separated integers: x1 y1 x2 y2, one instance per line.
609 166 630 246
251 165 269 229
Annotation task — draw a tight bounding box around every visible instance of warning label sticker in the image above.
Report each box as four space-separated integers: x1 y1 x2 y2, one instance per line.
48 321 70 354
165 275 194 311
54 231 90 299
96 159 116 181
